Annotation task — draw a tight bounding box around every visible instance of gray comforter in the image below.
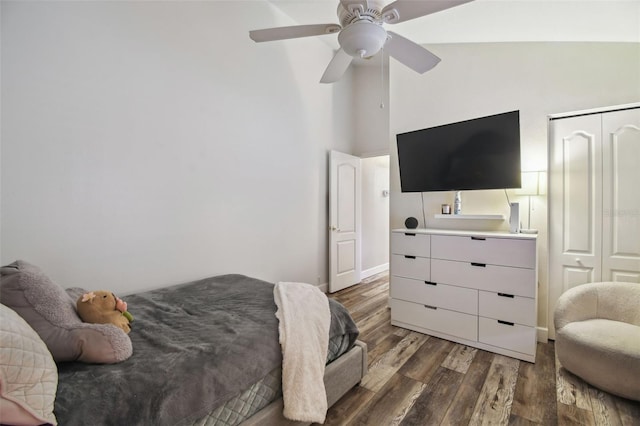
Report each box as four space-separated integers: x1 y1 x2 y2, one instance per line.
55 274 359 426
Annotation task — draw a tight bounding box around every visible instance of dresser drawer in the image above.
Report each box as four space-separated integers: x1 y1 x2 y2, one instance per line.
431 235 536 269
478 317 536 356
479 291 536 327
391 232 430 257
431 259 535 298
391 276 478 315
391 254 430 281
391 299 477 341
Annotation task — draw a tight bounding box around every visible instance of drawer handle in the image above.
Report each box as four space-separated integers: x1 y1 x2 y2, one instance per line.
404 233 416 236
498 320 515 326
471 236 486 241
498 293 515 298
471 262 486 267
424 281 437 286
404 255 416 259
424 305 437 310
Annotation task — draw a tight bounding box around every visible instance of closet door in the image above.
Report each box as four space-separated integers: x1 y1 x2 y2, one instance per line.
548 114 602 339
601 109 640 282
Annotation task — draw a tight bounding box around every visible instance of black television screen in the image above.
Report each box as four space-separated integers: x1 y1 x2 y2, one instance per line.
396 111 521 192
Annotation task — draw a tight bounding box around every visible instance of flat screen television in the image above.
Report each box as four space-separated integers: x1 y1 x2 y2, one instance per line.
396 111 521 192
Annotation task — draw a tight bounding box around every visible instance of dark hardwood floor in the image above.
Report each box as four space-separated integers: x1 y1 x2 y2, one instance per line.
321 272 640 426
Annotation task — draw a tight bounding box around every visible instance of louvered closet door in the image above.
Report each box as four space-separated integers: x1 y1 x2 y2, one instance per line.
601 109 640 282
548 114 602 339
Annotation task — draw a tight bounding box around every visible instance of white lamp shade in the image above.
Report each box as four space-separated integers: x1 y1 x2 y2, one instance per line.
516 171 546 196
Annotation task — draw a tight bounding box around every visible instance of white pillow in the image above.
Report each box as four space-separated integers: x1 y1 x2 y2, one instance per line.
0 303 58 425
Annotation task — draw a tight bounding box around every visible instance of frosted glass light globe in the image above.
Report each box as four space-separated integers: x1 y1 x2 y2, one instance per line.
338 21 387 58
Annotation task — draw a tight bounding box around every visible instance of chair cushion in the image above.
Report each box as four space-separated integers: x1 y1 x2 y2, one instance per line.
556 318 640 401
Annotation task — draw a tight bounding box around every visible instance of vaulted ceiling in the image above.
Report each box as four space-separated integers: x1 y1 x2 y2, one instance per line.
271 0 640 53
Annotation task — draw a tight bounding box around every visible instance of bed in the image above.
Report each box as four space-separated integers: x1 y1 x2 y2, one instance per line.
0 261 367 426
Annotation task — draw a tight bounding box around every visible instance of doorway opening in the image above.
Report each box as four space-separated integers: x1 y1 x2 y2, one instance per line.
360 155 390 279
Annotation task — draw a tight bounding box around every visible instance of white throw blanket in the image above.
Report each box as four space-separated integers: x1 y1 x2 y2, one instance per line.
274 281 331 423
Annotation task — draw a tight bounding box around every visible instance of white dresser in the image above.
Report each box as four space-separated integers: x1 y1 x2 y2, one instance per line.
390 228 538 362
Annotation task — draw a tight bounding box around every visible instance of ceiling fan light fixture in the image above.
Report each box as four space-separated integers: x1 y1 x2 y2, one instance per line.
250 0 476 83
338 21 387 58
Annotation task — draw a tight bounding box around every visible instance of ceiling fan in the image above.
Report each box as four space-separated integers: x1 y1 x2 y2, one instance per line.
249 0 474 83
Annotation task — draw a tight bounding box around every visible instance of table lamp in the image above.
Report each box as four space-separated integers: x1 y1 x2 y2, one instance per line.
516 171 546 234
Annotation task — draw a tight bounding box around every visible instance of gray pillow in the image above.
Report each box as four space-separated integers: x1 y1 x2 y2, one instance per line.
0 260 132 364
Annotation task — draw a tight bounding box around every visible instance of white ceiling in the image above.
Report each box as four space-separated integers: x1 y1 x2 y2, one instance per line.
270 0 640 53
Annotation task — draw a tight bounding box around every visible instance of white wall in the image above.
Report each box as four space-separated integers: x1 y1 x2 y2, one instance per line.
353 56 390 157
1 1 356 294
389 42 640 334
360 155 389 277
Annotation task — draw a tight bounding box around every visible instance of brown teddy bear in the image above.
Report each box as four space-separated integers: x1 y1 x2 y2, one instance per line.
76 291 133 334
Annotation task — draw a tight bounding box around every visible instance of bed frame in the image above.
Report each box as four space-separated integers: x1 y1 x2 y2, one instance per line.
241 340 367 425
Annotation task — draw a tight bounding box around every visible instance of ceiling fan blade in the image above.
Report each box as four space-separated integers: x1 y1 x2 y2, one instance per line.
385 31 440 74
320 48 354 84
381 0 474 24
339 0 369 14
249 24 341 43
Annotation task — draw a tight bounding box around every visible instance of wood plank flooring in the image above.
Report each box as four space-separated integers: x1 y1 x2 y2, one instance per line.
320 272 640 426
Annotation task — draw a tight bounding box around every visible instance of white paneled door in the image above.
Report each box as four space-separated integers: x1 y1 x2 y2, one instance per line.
548 105 640 339
548 113 603 332
601 109 640 283
329 151 361 293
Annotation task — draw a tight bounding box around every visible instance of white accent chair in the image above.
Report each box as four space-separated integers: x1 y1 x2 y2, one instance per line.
554 281 640 401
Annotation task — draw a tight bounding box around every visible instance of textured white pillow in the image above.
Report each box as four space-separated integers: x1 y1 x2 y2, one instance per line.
0 304 58 425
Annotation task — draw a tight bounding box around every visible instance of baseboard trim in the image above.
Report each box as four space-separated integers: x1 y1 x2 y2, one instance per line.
361 263 389 280
537 326 548 343
320 263 389 294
